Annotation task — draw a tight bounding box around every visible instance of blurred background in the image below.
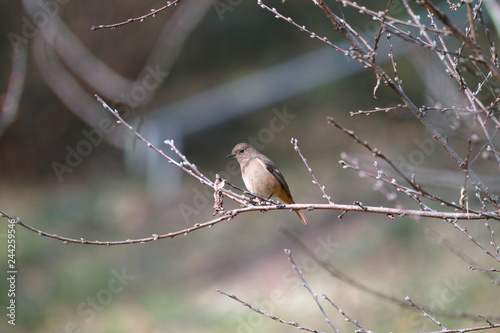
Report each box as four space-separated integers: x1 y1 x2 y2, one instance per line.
1 0 499 332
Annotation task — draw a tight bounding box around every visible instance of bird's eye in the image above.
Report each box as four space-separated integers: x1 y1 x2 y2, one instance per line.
239 149 245 154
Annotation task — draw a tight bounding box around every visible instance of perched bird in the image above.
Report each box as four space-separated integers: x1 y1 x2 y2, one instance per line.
227 143 308 226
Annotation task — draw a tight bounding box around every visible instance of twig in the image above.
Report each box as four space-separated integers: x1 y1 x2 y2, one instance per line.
342 152 498 280
262 1 500 206
484 220 500 259
386 33 401 89
94 94 247 207
0 208 234 245
216 289 327 333
91 1 183 30
420 323 500 333
420 0 500 81
1 96 496 247
256 1 354 63
340 0 451 34
281 227 500 321
371 0 393 57
328 117 500 219
449 219 500 263
350 105 406 116
469 266 500 273
322 294 371 333
406 296 448 330
291 138 333 204
285 249 339 333
309 0 500 208
466 0 477 43
2 199 496 246
417 2 500 168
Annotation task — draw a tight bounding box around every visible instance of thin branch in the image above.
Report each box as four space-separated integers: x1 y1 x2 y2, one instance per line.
281 227 500 321
0 208 234 245
341 152 498 280
484 220 500 258
421 0 500 81
339 148 500 264
262 1 499 207
466 0 477 43
91 0 183 30
340 0 452 35
418 323 500 333
273 1 500 208
216 289 327 333
469 266 500 273
292 138 334 204
3 199 491 245
285 249 338 333
406 296 448 330
449 219 500 263
387 33 402 89
350 105 406 116
305 0 500 208
371 0 393 56
256 1 356 64
94 94 247 206
322 294 371 333
6 95 499 246
328 117 500 219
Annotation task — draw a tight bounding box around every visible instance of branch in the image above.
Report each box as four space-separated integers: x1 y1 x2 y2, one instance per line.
2 200 491 245
0 208 234 245
407 296 500 332
421 326 500 333
285 249 338 333
339 152 499 280
91 0 183 30
406 296 448 330
3 94 498 246
292 138 334 204
256 0 499 207
322 294 371 333
216 289 327 333
314 0 500 207
328 117 500 220
421 0 500 81
281 227 500 321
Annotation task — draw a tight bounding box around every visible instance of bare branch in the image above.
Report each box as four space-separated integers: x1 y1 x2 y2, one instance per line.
0 208 234 246
449 219 500 263
281 227 500 322
305 0 500 208
322 294 372 333
285 249 338 333
216 289 327 333
350 105 406 116
328 117 500 218
421 0 500 80
91 0 183 30
406 296 448 330
292 138 333 204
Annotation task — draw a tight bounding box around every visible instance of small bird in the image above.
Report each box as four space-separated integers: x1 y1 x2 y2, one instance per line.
227 143 308 226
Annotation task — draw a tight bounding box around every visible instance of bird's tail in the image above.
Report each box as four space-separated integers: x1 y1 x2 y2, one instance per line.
295 210 309 226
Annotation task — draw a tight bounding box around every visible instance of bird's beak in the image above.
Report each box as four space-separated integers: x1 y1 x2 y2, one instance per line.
226 153 235 158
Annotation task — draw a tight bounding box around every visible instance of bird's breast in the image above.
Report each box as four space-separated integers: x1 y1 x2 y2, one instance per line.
241 159 279 198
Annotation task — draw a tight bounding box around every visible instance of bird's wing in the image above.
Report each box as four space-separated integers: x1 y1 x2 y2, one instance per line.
259 155 293 198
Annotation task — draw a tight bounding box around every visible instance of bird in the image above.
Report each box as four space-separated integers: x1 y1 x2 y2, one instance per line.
227 143 308 226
